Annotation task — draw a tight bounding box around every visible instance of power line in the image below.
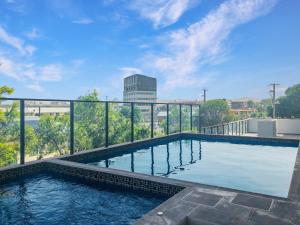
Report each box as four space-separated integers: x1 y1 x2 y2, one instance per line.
269 83 280 118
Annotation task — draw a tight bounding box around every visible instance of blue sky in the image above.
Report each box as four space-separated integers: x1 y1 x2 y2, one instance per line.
0 0 299 100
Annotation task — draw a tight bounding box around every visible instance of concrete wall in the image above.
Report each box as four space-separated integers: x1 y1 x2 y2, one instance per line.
248 118 300 134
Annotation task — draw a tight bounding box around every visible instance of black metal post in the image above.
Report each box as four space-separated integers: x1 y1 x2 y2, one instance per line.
179 104 182 133
70 101 74 154
210 127 213 134
242 120 244 135
131 102 134 142
222 124 225 135
105 101 109 147
166 104 169 135
20 100 25 164
190 104 193 131
151 103 154 138
232 123 234 135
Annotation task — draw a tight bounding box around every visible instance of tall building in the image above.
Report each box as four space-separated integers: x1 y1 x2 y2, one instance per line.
123 74 157 122
123 74 157 102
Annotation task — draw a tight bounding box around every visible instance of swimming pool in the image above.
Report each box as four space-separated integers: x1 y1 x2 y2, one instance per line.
85 138 298 198
0 173 165 225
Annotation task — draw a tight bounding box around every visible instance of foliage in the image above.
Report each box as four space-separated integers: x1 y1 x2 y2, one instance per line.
0 86 19 167
199 99 237 127
275 83 300 118
38 114 70 156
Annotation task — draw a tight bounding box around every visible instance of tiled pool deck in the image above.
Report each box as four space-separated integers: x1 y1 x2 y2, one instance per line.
1 133 299 225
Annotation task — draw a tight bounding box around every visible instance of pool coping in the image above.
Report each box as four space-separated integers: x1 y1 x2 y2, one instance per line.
1 133 300 225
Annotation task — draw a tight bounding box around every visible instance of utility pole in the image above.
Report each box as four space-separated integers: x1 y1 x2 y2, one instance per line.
270 83 279 118
202 89 207 102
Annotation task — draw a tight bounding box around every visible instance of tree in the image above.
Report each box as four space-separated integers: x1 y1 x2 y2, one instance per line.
0 86 19 166
200 99 237 127
275 83 300 118
37 114 70 156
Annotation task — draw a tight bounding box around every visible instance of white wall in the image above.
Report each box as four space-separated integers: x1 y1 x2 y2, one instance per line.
248 118 300 134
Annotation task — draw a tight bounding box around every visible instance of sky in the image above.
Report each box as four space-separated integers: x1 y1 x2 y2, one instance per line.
0 0 299 101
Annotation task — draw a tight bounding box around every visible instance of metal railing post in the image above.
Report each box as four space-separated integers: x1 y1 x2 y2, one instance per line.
131 102 134 142
231 123 234 135
166 104 169 135
236 122 238 135
190 104 193 131
242 120 244 135
70 100 74 154
151 103 154 138
228 124 230 135
20 99 25 164
210 127 213 134
179 104 182 133
105 101 109 147
222 124 225 135
239 121 241 136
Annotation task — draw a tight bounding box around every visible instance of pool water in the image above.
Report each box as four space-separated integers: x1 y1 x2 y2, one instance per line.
0 174 164 225
87 138 298 197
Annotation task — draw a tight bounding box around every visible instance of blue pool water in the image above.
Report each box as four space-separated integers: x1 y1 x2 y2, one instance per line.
0 174 164 225
87 138 298 197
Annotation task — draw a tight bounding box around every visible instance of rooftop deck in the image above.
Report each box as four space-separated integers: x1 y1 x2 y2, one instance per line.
1 133 299 225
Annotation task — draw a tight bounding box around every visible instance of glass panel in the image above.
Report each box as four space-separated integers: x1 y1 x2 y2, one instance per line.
74 101 105 152
134 103 151 141
169 104 180 134
108 102 131 145
25 100 70 162
181 105 190 132
0 99 20 167
154 104 167 137
192 105 199 133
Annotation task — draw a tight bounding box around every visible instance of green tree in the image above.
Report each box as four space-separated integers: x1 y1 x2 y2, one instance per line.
0 86 19 167
200 99 237 127
275 83 300 118
37 114 70 156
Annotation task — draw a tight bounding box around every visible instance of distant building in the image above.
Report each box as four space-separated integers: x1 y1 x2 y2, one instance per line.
123 74 157 102
227 98 260 117
123 74 157 121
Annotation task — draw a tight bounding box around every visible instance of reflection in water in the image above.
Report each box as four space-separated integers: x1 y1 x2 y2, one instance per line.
101 140 203 177
166 143 170 174
131 153 134 172
199 141 202 160
151 147 154 176
179 140 183 166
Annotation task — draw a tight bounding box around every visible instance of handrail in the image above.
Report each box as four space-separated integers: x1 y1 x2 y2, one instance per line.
0 97 201 106
200 118 251 136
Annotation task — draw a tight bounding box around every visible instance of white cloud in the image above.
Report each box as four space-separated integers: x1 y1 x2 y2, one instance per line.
39 64 63 81
130 0 194 28
72 18 94 25
27 84 44 92
119 67 142 78
24 27 42 40
0 56 20 80
146 0 278 89
0 25 37 56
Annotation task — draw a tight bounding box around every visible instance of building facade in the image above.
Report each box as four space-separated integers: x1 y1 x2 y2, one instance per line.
123 74 157 102
123 74 157 122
